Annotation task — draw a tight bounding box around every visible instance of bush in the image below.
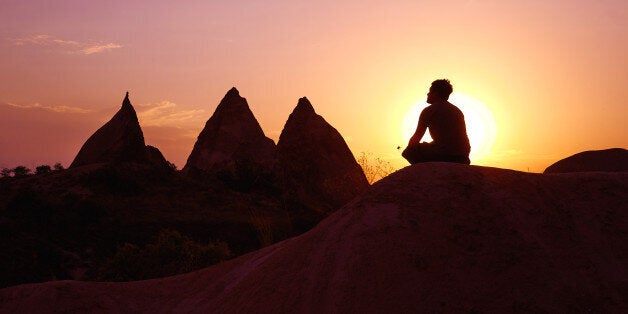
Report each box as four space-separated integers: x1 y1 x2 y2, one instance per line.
35 165 52 175
357 152 396 184
1 168 11 178
53 163 65 171
97 229 232 281
12 166 31 178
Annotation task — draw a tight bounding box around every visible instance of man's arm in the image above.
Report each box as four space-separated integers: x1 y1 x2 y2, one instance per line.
407 109 429 147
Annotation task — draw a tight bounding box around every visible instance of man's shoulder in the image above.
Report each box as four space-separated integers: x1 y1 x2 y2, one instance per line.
419 104 435 121
446 102 464 113
421 104 436 114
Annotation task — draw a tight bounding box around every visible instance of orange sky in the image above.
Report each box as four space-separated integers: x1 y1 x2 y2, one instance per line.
1 1 627 172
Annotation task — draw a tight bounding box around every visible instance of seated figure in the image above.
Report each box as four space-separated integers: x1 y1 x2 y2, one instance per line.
402 79 471 165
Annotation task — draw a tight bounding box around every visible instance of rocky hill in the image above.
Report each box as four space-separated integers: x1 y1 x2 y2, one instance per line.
544 148 628 173
2 163 625 312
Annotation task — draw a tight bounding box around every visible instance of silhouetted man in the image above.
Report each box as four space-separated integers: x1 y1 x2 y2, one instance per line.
402 79 471 164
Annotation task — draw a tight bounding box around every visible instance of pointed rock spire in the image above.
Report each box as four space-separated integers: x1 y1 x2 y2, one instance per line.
183 88 276 175
294 97 315 115
277 97 368 209
70 92 147 168
225 87 240 97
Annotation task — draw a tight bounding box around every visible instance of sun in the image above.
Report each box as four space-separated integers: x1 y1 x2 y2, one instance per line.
401 93 497 162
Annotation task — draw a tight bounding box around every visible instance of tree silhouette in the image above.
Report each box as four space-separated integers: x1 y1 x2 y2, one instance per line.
35 165 52 175
1 168 12 178
12 166 31 177
53 163 65 171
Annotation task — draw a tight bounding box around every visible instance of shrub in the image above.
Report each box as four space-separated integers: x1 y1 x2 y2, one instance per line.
12 166 31 177
357 152 396 184
97 229 232 281
1 168 12 178
53 163 65 171
35 165 52 175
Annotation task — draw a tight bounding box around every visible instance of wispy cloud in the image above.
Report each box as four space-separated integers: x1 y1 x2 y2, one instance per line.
137 101 206 128
9 34 123 55
4 102 92 114
81 43 123 55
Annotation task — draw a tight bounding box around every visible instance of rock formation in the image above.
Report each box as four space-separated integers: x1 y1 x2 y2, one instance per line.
277 97 368 210
144 145 169 168
2 163 626 312
70 92 148 168
183 88 276 177
544 148 628 173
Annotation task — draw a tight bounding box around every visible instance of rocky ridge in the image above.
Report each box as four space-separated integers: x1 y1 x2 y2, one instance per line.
544 148 628 173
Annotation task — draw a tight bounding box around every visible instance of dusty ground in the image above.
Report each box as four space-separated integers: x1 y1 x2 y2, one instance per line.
1 163 626 313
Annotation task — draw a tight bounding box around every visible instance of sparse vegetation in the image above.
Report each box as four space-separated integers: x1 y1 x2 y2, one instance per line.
1 164 65 178
12 166 31 177
1 168 11 178
0 159 344 288
357 152 396 184
96 229 232 281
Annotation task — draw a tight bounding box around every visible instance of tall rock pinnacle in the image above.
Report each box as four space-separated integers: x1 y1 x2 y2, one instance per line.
183 87 276 175
70 92 148 168
277 97 368 209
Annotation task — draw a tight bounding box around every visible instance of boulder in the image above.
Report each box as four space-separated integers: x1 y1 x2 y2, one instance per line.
544 148 628 173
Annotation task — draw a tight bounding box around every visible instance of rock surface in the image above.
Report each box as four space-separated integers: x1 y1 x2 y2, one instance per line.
277 97 368 209
70 93 147 168
183 88 276 175
144 145 170 168
2 163 626 312
544 148 628 173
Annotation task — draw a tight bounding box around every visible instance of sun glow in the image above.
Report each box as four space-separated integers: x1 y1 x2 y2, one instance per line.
401 93 497 163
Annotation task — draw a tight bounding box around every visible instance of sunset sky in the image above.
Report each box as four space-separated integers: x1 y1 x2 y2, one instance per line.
1 0 626 172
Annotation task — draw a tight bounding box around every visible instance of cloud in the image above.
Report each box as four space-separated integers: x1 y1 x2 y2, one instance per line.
81 43 124 55
11 34 52 45
9 34 123 55
4 102 91 114
137 101 206 128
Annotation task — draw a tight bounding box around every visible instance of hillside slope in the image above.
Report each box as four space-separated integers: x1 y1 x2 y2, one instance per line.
1 163 626 313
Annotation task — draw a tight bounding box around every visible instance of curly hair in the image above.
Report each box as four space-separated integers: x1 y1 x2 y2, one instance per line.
430 79 453 99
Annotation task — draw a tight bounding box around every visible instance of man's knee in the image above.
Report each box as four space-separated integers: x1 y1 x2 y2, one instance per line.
402 144 435 164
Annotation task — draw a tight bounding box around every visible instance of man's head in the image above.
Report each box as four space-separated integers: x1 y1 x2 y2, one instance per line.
427 79 453 104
